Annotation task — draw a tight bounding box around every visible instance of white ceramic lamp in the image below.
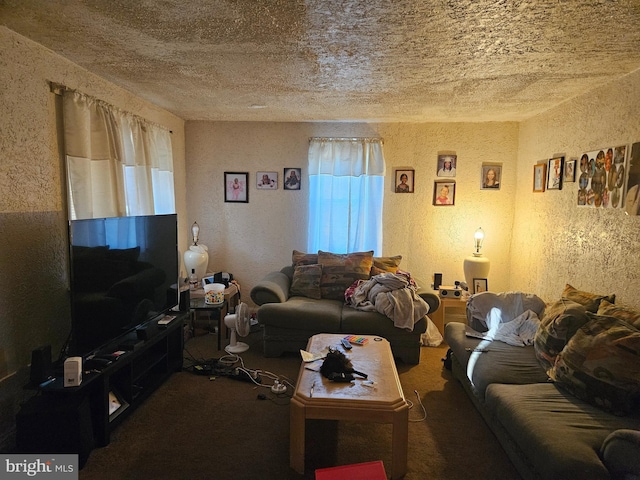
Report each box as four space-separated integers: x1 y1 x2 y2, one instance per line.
463 227 490 293
183 221 208 282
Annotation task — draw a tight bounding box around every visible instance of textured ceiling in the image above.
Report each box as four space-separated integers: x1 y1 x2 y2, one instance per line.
3 0 640 122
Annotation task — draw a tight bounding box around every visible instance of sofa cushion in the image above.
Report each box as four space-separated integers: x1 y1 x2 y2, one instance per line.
257 296 343 331
371 255 402 275
289 264 322 300
550 313 640 416
318 250 374 300
597 299 640 329
562 283 616 313
292 250 318 266
444 322 548 400
534 299 590 374
600 429 640 479
485 382 636 480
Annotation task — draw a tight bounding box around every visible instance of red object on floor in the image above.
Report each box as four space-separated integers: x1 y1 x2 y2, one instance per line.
315 460 387 480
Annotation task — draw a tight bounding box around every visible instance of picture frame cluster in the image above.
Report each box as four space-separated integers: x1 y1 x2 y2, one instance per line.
224 168 301 203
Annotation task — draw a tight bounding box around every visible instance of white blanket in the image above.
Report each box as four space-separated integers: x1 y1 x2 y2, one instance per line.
347 272 429 331
466 309 541 347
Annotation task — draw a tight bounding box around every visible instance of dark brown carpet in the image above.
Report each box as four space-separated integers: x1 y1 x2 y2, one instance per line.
79 329 522 480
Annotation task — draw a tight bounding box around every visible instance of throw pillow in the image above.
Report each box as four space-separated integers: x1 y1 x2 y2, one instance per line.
289 264 322 300
550 313 640 416
317 250 374 300
370 255 402 276
534 299 589 374
562 283 616 313
292 250 318 267
597 299 640 329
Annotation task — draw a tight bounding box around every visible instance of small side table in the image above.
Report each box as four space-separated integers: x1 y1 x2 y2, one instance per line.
189 284 240 350
430 296 468 335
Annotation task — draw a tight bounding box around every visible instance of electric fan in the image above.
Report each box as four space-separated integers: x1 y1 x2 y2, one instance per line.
224 302 251 353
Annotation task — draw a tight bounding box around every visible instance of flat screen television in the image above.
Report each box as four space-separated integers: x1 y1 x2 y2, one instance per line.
67 214 179 356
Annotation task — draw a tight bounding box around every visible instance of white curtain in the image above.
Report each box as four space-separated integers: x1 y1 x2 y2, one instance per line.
307 137 385 255
62 90 175 220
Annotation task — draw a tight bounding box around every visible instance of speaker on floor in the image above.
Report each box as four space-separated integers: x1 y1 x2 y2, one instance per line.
30 345 53 386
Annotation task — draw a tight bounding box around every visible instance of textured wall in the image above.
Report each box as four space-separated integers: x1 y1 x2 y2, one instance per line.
512 69 640 307
0 27 186 448
185 121 519 303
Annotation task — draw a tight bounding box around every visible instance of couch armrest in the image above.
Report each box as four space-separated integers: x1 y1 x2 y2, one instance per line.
250 271 291 305
601 429 640 478
418 291 441 316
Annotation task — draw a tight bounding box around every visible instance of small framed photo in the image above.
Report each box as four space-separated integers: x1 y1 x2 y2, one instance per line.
257 171 277 189
284 168 301 190
433 181 455 206
395 169 414 193
564 158 577 183
437 154 457 177
473 278 488 294
547 156 564 190
224 172 248 203
481 164 502 190
533 163 546 192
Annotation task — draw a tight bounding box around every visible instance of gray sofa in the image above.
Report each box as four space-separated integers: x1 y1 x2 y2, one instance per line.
444 289 640 480
250 265 440 364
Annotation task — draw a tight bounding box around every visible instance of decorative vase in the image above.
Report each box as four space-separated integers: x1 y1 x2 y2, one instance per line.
184 244 208 283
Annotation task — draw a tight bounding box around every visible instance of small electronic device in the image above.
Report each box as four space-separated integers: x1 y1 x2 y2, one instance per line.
341 338 352 350
439 286 462 298
64 357 83 387
157 315 176 326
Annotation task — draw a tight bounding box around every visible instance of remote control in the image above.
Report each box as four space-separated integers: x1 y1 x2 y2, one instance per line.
158 315 176 326
341 338 352 349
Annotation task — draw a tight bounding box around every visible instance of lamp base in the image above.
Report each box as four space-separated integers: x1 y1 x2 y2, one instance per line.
463 254 490 293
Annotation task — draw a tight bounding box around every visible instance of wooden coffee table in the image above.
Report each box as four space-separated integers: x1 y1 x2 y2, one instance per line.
290 333 408 479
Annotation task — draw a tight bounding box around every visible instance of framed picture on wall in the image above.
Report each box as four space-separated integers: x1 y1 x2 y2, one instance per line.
284 168 301 190
533 163 546 192
224 172 248 202
436 154 457 177
395 169 414 193
473 278 488 294
433 181 455 205
257 171 277 189
563 159 577 183
481 164 502 189
547 156 564 190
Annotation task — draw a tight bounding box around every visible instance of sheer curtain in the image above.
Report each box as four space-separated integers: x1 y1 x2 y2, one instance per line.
62 90 175 220
307 137 385 255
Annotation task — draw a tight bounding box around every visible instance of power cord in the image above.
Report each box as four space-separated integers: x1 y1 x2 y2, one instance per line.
406 389 427 422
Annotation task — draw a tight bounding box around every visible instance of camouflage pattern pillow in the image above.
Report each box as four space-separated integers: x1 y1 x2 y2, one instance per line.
597 299 640 329
289 264 322 300
292 250 318 267
318 250 374 300
562 283 616 313
534 299 589 374
370 255 402 276
550 313 640 416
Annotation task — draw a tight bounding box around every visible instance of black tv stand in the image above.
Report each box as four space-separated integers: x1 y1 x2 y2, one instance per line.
16 313 186 462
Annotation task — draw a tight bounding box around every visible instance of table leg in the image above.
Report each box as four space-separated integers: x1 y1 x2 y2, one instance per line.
391 406 409 479
290 397 305 474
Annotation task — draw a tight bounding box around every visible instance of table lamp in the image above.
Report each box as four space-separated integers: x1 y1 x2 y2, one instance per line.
463 227 490 293
184 221 208 284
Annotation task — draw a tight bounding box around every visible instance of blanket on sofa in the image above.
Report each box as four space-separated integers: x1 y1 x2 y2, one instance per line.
346 272 429 331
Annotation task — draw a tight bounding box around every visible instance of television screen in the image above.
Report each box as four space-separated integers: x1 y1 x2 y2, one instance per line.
68 214 179 356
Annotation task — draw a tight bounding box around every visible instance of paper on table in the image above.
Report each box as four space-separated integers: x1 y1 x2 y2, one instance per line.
300 347 329 363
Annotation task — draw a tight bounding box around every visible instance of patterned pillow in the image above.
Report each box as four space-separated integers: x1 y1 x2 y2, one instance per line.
562 284 616 313
317 250 374 300
534 299 589 374
289 264 322 300
550 313 640 416
597 300 640 329
292 250 318 267
370 255 402 276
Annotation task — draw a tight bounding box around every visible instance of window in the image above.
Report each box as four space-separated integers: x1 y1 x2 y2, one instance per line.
307 138 385 254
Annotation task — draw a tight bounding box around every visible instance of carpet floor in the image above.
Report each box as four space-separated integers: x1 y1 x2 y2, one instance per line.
79 328 522 480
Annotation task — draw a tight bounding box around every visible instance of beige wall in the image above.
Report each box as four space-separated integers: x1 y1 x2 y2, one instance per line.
0 27 186 448
186 121 519 303
512 68 640 307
